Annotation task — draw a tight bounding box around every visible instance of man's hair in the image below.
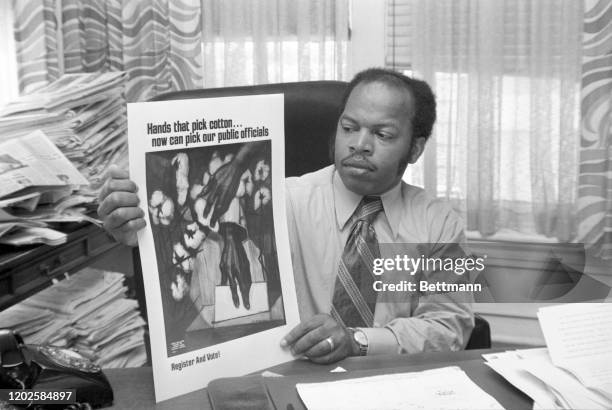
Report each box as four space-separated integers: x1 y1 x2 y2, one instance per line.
330 68 437 165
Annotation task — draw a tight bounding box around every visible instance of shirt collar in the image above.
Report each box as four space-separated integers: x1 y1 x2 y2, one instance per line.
332 169 403 239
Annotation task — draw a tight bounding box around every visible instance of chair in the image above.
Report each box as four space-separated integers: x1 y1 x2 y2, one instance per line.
134 81 491 350
151 81 346 177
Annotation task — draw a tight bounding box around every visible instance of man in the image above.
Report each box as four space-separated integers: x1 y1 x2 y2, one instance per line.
98 68 474 365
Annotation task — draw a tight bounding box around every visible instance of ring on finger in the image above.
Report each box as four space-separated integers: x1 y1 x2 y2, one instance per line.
324 337 334 352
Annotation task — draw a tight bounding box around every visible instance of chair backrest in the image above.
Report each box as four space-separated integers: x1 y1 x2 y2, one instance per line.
152 81 348 177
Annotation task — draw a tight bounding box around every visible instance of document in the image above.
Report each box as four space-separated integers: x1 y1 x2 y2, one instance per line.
538 303 612 399
128 94 300 402
0 130 88 199
484 349 609 410
296 366 504 410
484 304 612 409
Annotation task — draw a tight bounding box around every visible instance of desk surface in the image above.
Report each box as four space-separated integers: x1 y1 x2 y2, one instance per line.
105 349 531 409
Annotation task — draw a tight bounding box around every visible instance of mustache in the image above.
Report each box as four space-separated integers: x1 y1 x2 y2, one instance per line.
340 155 377 171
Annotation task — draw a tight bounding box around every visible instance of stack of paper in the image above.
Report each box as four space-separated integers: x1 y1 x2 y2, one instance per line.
296 366 505 410
0 130 96 245
0 72 128 191
484 303 612 409
0 268 147 369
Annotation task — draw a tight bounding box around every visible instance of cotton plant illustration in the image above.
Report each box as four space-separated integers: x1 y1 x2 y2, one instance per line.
147 146 273 311
149 190 174 225
172 153 189 206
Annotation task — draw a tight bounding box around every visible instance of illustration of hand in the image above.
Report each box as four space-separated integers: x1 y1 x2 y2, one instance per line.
219 223 252 310
202 142 266 225
201 161 243 227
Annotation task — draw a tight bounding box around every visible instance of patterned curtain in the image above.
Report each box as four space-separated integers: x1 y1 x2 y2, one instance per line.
11 0 348 102
12 0 60 94
577 0 612 259
12 0 203 102
0 1 19 106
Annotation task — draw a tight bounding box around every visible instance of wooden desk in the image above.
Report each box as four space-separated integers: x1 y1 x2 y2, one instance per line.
105 349 531 409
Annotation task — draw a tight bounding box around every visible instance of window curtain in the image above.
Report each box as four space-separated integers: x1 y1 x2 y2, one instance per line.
11 0 349 102
12 0 204 102
577 0 612 259
201 0 348 87
0 1 18 107
387 0 583 242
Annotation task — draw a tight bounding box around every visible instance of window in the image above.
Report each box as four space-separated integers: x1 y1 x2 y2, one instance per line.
388 0 582 240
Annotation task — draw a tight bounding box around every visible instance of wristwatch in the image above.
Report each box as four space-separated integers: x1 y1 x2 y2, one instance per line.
349 328 369 356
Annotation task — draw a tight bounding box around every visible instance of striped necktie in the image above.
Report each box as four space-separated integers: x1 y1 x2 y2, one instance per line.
331 196 383 328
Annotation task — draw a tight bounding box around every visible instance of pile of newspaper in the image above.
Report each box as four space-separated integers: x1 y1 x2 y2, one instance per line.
484 303 612 409
0 130 97 246
0 72 128 191
0 268 147 368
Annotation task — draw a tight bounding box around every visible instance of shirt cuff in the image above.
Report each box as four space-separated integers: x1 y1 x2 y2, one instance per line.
360 327 399 355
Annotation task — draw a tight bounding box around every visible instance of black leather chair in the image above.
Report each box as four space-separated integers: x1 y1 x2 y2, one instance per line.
151 81 345 177
134 81 491 350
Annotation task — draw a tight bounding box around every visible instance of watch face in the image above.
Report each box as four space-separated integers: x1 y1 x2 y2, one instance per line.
354 330 368 346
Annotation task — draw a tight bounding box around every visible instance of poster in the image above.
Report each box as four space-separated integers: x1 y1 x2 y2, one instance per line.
128 94 299 402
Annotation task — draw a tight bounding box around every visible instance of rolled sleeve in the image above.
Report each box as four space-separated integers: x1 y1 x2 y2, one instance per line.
360 327 400 355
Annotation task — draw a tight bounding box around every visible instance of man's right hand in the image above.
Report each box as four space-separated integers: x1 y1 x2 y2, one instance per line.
97 165 146 247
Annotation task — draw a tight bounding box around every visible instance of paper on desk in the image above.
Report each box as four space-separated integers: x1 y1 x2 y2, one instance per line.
0 226 67 246
484 349 569 410
23 269 125 315
296 366 504 410
0 304 54 333
538 303 612 399
484 348 612 410
521 352 609 409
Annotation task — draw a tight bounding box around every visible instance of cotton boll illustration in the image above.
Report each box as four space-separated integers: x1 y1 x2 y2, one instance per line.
253 186 271 211
150 190 165 207
159 196 175 225
184 221 205 250
190 184 203 200
171 271 190 301
194 197 219 232
172 153 189 206
149 190 174 225
235 169 253 198
254 160 270 182
172 242 193 273
209 151 223 175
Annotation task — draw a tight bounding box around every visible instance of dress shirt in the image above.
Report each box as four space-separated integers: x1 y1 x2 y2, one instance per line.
285 165 474 354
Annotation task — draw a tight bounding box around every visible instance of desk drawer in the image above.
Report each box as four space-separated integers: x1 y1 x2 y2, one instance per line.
0 225 118 310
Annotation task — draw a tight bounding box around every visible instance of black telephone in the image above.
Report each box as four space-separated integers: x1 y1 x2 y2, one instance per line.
0 329 113 409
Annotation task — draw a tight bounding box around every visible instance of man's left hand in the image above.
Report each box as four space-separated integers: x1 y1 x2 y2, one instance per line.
280 314 358 364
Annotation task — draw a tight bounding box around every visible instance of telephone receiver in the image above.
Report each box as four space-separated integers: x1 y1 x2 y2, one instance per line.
0 329 113 408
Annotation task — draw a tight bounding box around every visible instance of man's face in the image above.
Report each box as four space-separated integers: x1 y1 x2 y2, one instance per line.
335 81 420 196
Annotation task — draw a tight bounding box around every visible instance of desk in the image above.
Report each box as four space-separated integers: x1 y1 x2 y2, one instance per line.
105 349 532 409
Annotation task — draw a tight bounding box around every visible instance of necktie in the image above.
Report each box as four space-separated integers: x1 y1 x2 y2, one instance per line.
331 196 383 328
